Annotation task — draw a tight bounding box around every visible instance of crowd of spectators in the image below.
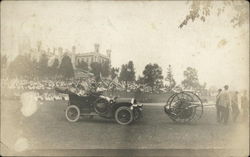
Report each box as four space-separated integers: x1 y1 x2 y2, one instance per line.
1 78 175 101
1 78 132 100
2 78 74 90
1 78 153 92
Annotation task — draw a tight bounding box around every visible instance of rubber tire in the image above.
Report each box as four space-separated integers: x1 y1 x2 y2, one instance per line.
65 105 80 122
115 106 133 125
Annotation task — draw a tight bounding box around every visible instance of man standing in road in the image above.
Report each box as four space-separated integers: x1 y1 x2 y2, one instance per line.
231 91 240 122
215 89 222 123
219 85 231 124
241 90 249 121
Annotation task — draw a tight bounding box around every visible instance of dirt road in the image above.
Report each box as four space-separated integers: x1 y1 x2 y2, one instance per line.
1 100 248 156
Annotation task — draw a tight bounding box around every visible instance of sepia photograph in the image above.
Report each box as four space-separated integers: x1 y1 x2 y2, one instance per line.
1 0 249 156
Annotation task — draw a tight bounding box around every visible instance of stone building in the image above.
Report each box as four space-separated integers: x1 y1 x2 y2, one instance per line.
75 44 111 68
20 40 111 70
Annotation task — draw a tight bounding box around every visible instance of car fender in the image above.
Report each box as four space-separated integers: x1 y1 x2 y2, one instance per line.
112 102 133 114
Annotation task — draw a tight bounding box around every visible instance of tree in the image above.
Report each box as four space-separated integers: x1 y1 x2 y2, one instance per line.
30 58 39 79
199 82 208 96
1 55 7 69
90 62 102 82
136 75 144 85
111 67 119 80
51 58 59 70
179 1 249 28
181 67 200 90
38 53 49 78
58 55 74 79
49 58 59 78
101 61 110 77
119 61 136 92
7 54 34 78
76 60 88 71
1 55 8 78
142 63 163 92
165 65 176 91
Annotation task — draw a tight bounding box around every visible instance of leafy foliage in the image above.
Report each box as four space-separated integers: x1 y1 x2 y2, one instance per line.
1 55 7 69
101 61 111 77
179 1 249 28
48 58 59 77
51 58 59 69
136 75 145 85
90 61 111 81
7 54 33 78
181 67 200 90
119 61 136 91
58 55 74 79
165 65 176 91
38 53 49 78
90 62 102 81
76 60 88 71
142 63 163 92
111 67 119 80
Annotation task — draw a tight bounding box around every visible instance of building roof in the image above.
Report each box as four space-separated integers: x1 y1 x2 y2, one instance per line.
76 52 109 59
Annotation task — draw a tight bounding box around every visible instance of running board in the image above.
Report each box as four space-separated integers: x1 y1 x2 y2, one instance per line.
80 112 99 116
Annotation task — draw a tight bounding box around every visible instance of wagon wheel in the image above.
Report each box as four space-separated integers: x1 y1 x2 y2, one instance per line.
164 91 203 123
115 106 133 125
65 105 80 122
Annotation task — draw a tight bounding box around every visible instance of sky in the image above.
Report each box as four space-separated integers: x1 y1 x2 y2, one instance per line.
1 1 249 91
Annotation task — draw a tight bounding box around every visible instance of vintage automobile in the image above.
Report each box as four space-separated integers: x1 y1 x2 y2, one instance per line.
164 91 203 123
55 87 143 125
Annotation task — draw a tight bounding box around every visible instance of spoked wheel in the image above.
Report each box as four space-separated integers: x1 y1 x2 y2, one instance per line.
65 105 80 122
115 106 133 125
164 91 203 123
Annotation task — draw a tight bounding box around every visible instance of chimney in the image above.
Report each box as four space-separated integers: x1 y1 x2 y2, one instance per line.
94 43 100 53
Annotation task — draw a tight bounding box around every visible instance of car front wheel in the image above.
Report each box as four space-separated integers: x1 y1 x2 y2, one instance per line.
115 106 133 125
65 105 80 122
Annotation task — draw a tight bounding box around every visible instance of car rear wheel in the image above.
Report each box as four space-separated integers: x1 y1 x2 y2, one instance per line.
115 106 133 125
65 105 80 122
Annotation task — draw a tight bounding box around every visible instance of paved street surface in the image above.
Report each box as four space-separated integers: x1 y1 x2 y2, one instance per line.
1 100 249 156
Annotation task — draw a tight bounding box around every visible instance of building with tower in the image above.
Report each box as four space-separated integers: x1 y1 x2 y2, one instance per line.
75 44 111 68
19 40 111 71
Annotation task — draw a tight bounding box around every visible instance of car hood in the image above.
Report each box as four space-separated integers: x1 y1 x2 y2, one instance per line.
115 97 134 104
